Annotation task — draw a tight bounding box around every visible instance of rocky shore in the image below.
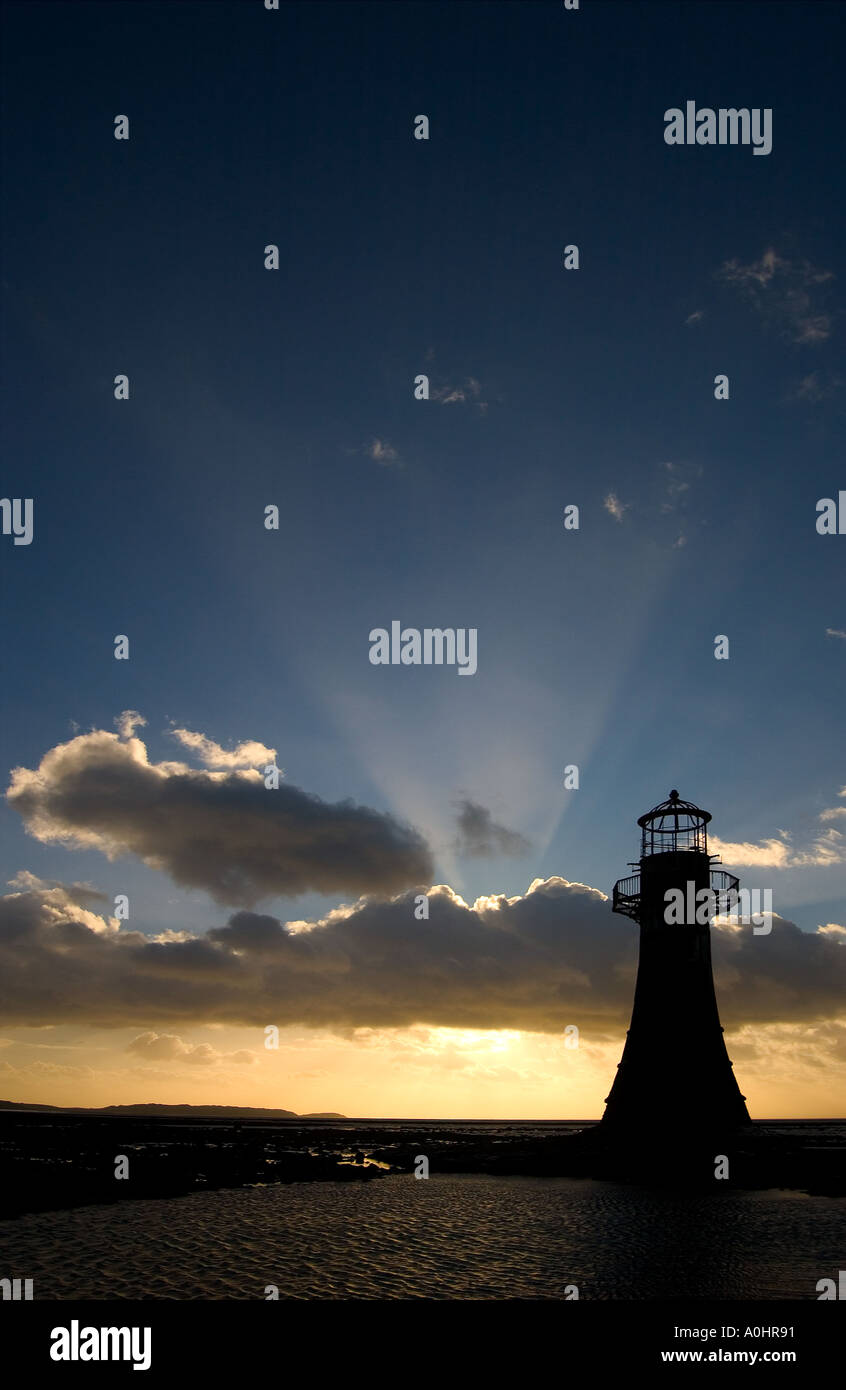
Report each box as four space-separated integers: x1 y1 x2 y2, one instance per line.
1 1111 842 1219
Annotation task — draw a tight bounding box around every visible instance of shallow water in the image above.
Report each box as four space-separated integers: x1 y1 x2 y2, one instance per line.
1 1173 842 1300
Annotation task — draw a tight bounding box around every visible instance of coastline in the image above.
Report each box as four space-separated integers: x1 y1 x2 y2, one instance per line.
2 1111 843 1219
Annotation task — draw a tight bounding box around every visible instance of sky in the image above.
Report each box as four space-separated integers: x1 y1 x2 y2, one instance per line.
1 0 844 1118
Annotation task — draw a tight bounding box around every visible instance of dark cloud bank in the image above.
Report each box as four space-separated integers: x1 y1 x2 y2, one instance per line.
0 877 842 1034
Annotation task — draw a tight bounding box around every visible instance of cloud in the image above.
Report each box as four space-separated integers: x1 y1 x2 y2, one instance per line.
3 875 118 935
789 371 841 403
820 785 846 821
725 1018 846 1085
453 798 530 859
660 460 700 511
825 628 846 642
0 876 843 1034
717 247 835 343
366 438 400 465
126 1032 256 1065
603 492 629 522
169 727 277 770
1 1060 95 1080
5 722 433 905
116 711 146 738
431 377 488 411
708 836 792 868
685 310 704 325
715 787 846 852
653 462 701 548
710 828 844 868
7 870 109 910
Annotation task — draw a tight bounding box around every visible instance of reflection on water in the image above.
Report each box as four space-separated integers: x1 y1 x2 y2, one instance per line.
0 1174 841 1300
337 1153 392 1169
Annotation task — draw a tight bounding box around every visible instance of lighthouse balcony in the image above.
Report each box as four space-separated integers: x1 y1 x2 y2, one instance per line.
710 869 740 906
612 868 741 921
612 874 641 921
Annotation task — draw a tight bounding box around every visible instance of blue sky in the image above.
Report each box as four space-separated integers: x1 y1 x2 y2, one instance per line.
0 1 844 1114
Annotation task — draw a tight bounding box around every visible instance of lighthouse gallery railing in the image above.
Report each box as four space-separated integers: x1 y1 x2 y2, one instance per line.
612 868 740 922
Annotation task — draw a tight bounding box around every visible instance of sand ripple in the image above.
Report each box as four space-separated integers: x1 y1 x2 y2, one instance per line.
0 1175 841 1300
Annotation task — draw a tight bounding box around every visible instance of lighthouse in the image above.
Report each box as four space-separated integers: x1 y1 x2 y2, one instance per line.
601 791 751 1138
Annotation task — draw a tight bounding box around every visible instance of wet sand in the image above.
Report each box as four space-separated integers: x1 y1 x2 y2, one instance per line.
1 1172 842 1300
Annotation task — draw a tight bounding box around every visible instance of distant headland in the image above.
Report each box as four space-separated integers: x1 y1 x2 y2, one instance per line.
0 1100 345 1119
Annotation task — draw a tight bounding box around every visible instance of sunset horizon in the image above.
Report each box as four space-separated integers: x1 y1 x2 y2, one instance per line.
2 0 844 1336
2 736 844 1120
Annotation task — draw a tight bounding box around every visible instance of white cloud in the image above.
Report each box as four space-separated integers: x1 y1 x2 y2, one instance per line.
170 727 277 770
711 828 845 868
820 785 846 821
603 492 629 522
116 711 146 738
366 438 399 464
431 377 488 411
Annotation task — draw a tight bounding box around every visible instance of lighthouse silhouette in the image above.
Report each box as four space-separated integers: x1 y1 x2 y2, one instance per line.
601 791 751 1138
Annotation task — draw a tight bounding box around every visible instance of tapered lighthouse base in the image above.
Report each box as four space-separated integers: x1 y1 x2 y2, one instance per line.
600 918 750 1140
602 798 753 1156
